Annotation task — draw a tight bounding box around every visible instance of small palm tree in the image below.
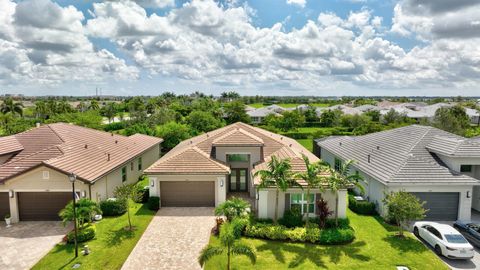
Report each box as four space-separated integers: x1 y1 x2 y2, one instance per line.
254 156 301 224
325 159 364 227
59 198 101 229
294 154 328 228
0 98 23 117
89 100 100 111
214 197 250 221
198 221 256 270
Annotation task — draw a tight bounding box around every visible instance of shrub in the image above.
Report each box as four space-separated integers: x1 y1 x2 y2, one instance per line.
103 121 126 132
99 199 127 216
67 224 96 243
282 132 310 139
215 197 250 221
348 195 376 215
148 196 160 211
325 218 350 229
254 218 274 224
279 208 303 228
316 198 333 228
212 217 224 236
318 228 355 245
134 185 149 203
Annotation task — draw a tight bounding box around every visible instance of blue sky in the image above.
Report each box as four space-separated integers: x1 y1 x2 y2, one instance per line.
1 0 479 96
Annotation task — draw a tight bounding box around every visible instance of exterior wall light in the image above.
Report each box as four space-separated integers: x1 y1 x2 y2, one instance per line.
8 190 14 198
467 191 471 198
220 179 224 187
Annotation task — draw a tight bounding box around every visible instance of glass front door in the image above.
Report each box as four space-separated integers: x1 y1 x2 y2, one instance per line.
229 168 248 192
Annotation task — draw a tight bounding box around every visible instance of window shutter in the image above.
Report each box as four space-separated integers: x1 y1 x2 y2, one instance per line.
285 193 290 211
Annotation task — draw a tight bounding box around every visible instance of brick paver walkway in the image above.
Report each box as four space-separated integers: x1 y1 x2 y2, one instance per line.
0 221 69 270
121 207 215 270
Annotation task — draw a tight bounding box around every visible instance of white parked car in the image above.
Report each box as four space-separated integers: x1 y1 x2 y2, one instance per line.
413 221 474 259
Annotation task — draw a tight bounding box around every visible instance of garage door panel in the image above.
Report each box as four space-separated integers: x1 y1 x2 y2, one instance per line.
18 192 72 221
160 181 214 207
411 192 459 221
0 192 9 218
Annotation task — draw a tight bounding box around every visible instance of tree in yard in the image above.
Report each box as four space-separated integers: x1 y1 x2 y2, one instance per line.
59 198 102 229
214 197 250 222
383 191 427 237
277 110 305 132
114 184 142 231
102 102 117 123
56 100 73 114
433 105 470 136
316 197 333 229
198 221 256 270
34 100 49 119
294 154 328 228
88 100 100 111
156 122 192 150
186 110 224 134
324 159 364 227
303 106 319 122
223 100 251 124
0 98 23 117
319 109 342 127
254 156 301 224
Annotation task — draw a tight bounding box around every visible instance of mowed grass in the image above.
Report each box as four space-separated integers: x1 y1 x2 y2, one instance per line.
204 210 448 270
296 138 313 152
248 103 331 109
33 197 155 269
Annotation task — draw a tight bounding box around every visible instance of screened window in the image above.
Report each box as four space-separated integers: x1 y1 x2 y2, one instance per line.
290 193 315 214
122 167 127 182
227 154 249 162
334 158 342 171
138 157 142 171
460 165 472 172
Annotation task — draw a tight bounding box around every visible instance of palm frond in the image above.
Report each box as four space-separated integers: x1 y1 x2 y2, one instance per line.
198 246 224 266
231 243 257 264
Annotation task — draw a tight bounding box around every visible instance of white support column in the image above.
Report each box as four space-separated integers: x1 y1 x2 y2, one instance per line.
9 192 19 223
216 176 226 207
258 190 269 218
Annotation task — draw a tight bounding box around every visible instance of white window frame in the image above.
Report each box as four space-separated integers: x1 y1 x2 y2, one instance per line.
290 193 315 216
42 171 49 180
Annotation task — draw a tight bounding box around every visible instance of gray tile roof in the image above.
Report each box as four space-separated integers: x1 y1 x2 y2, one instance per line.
317 125 478 185
426 136 480 157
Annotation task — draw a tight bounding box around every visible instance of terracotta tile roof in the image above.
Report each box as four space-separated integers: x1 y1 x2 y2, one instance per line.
0 135 23 156
212 128 264 146
145 122 319 179
0 123 163 183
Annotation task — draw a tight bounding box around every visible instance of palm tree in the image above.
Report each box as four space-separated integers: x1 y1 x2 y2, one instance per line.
59 198 102 229
77 101 88 112
88 100 100 111
103 102 117 123
325 159 364 227
254 156 301 224
0 98 23 117
214 197 250 221
34 101 48 119
198 221 256 270
57 100 73 114
294 154 328 228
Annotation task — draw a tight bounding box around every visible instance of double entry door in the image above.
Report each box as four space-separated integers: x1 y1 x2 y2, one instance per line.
229 168 248 192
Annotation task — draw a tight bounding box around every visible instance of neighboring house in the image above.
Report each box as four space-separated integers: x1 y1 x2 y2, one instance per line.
145 122 347 220
0 123 162 223
316 105 362 117
315 125 480 221
354 104 379 112
247 107 282 124
465 108 480 125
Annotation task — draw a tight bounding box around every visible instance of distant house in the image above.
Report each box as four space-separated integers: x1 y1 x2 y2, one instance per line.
0 123 162 223
354 104 379 112
316 105 362 117
145 122 347 220
247 107 282 124
316 125 480 221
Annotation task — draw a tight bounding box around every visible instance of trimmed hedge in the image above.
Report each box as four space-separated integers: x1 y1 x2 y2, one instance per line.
281 132 310 139
103 121 127 132
244 222 355 245
348 195 376 215
67 224 96 243
99 199 127 216
148 196 160 211
279 209 303 228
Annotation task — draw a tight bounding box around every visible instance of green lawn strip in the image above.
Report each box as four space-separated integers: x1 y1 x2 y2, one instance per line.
296 139 313 152
32 202 155 270
205 210 447 270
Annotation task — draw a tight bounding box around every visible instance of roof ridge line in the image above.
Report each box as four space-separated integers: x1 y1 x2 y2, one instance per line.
0 144 63 167
46 124 65 143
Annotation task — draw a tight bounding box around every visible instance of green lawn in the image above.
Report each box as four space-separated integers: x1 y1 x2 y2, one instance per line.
33 201 155 270
296 139 313 152
204 210 448 270
247 103 330 109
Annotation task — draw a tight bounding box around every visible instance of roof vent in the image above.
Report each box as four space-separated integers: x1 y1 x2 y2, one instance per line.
367 154 371 163
289 144 292 147
339 142 342 146
84 144 88 149
115 140 118 144
376 146 380 150
36 122 41 128
107 153 111 161
111 133 114 136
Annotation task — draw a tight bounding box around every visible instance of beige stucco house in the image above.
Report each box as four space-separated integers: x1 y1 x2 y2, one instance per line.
0 123 162 223
145 122 347 220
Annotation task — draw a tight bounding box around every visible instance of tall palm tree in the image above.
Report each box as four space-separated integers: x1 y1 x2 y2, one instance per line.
34 100 48 119
0 98 23 117
294 154 328 228
103 102 117 123
57 100 73 114
325 159 364 227
254 156 301 224
199 221 256 270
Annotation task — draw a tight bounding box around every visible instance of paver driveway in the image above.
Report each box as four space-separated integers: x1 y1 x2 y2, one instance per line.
122 207 215 270
0 221 69 270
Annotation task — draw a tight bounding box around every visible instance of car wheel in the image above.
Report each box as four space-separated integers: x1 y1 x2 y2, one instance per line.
413 227 419 237
435 245 443 256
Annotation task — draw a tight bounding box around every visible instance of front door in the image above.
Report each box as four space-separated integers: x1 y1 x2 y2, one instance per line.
229 169 248 192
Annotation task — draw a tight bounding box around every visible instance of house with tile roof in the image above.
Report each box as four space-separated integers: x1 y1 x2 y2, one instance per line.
0 123 162 223
315 125 480 221
145 122 347 220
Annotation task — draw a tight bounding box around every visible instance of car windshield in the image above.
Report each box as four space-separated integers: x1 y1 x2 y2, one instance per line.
445 234 468 244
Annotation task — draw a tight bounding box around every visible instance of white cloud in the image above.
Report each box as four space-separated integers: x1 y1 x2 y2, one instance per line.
286 0 306 8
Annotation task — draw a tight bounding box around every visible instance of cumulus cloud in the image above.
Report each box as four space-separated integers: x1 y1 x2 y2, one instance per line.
286 0 306 8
